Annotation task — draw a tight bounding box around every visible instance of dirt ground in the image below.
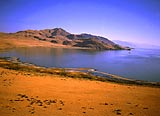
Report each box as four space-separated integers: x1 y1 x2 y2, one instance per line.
0 67 160 116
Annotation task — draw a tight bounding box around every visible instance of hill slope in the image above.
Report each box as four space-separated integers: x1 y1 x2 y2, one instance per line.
0 28 130 50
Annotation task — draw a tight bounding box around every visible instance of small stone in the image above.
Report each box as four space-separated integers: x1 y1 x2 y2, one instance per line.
50 100 56 103
129 113 133 115
89 107 94 110
116 112 121 115
59 100 64 105
114 109 121 115
58 108 62 110
81 107 86 109
37 102 43 106
135 104 139 107
30 101 35 105
43 106 47 108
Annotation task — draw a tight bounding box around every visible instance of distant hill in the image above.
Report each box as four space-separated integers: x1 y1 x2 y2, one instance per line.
113 40 136 48
113 40 160 49
0 28 130 50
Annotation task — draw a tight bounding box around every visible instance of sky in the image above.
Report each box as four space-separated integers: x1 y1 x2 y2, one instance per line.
0 0 160 45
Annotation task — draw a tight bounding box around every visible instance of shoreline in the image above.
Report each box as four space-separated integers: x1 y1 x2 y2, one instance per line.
0 57 160 116
0 57 159 87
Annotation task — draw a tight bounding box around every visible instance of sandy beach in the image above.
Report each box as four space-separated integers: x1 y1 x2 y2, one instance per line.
0 60 160 116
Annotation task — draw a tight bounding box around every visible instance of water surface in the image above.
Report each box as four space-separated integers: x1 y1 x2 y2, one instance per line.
0 47 160 82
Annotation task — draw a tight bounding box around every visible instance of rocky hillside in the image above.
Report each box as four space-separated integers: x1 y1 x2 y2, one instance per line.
2 28 130 50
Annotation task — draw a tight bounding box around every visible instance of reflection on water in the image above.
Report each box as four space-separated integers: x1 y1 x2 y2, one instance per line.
0 47 160 82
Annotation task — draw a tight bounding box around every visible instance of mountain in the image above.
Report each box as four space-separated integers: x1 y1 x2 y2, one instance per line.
113 40 160 49
113 40 136 48
1 28 130 50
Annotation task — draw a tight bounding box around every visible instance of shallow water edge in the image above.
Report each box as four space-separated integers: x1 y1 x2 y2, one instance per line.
0 57 159 87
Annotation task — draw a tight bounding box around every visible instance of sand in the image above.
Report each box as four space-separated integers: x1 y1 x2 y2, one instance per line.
0 67 160 116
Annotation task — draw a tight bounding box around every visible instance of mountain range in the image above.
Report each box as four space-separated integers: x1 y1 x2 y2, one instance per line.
113 40 160 49
0 28 130 50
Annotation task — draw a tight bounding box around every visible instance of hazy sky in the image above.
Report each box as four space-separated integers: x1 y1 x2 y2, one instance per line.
0 0 160 45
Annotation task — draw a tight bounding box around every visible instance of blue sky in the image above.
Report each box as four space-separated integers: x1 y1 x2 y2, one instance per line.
0 0 160 45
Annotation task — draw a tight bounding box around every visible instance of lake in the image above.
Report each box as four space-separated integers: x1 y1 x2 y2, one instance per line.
0 47 160 82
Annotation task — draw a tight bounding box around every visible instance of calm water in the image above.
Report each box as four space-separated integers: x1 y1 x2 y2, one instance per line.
0 47 160 82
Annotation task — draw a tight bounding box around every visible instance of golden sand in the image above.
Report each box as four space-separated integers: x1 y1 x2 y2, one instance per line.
0 67 160 116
